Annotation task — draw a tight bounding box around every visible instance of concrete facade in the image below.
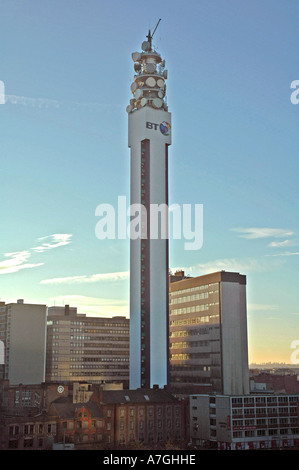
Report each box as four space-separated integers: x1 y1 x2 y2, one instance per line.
128 38 171 390
169 271 249 395
0 300 47 385
190 393 299 450
46 306 129 387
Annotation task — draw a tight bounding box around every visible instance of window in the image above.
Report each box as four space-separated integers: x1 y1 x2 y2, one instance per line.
24 439 33 448
8 440 18 449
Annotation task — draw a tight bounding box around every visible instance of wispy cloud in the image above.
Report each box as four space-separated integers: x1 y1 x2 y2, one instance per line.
171 256 274 277
231 227 294 239
50 294 129 317
268 239 293 248
41 271 129 285
0 233 72 275
0 251 43 275
5 94 121 111
32 234 72 253
266 251 299 257
268 239 299 248
248 304 279 312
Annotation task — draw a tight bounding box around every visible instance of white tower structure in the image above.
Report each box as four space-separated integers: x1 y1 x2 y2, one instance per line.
127 23 171 389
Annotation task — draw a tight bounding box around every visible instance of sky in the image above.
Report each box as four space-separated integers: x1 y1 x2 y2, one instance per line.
0 0 298 364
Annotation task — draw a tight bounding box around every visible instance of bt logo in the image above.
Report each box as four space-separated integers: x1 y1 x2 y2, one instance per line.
146 121 171 136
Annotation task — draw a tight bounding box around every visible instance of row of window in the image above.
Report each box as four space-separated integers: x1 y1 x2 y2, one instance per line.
170 304 219 315
9 423 56 436
170 283 219 296
121 419 181 430
170 326 219 337
170 315 219 327
231 396 299 404
171 352 211 360
170 340 212 349
232 417 298 426
232 407 298 416
232 428 299 438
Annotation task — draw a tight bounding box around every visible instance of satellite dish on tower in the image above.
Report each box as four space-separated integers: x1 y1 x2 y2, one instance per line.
135 88 143 100
132 52 141 62
146 77 156 87
130 82 138 93
142 41 150 52
145 63 156 74
153 98 163 108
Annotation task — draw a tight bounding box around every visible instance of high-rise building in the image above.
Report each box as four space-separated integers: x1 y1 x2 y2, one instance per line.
46 306 129 387
127 27 171 390
0 300 47 385
169 270 250 395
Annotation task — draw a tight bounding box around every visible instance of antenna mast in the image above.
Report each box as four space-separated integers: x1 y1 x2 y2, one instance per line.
147 18 161 50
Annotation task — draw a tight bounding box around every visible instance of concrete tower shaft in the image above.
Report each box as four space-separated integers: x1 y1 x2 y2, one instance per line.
128 32 171 389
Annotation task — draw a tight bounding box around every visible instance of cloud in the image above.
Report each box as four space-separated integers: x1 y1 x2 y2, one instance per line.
50 295 129 317
0 233 72 275
0 251 44 275
266 251 299 257
5 94 121 111
41 271 129 285
248 304 279 312
231 227 294 240
172 257 273 277
268 239 294 248
32 234 72 253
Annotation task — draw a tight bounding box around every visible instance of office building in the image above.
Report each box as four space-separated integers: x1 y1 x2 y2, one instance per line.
128 27 171 389
46 306 129 387
190 393 299 450
0 300 47 385
169 270 249 395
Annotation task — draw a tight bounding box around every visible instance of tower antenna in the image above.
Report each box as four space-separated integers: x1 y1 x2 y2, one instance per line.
147 18 161 50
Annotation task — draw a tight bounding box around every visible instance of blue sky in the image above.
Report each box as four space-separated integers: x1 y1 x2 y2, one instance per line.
0 0 298 363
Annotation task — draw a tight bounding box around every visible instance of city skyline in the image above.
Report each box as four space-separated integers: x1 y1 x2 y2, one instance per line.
0 0 298 365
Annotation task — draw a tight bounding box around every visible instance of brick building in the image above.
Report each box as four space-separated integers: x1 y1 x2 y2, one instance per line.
48 385 187 449
0 411 57 450
250 371 299 394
